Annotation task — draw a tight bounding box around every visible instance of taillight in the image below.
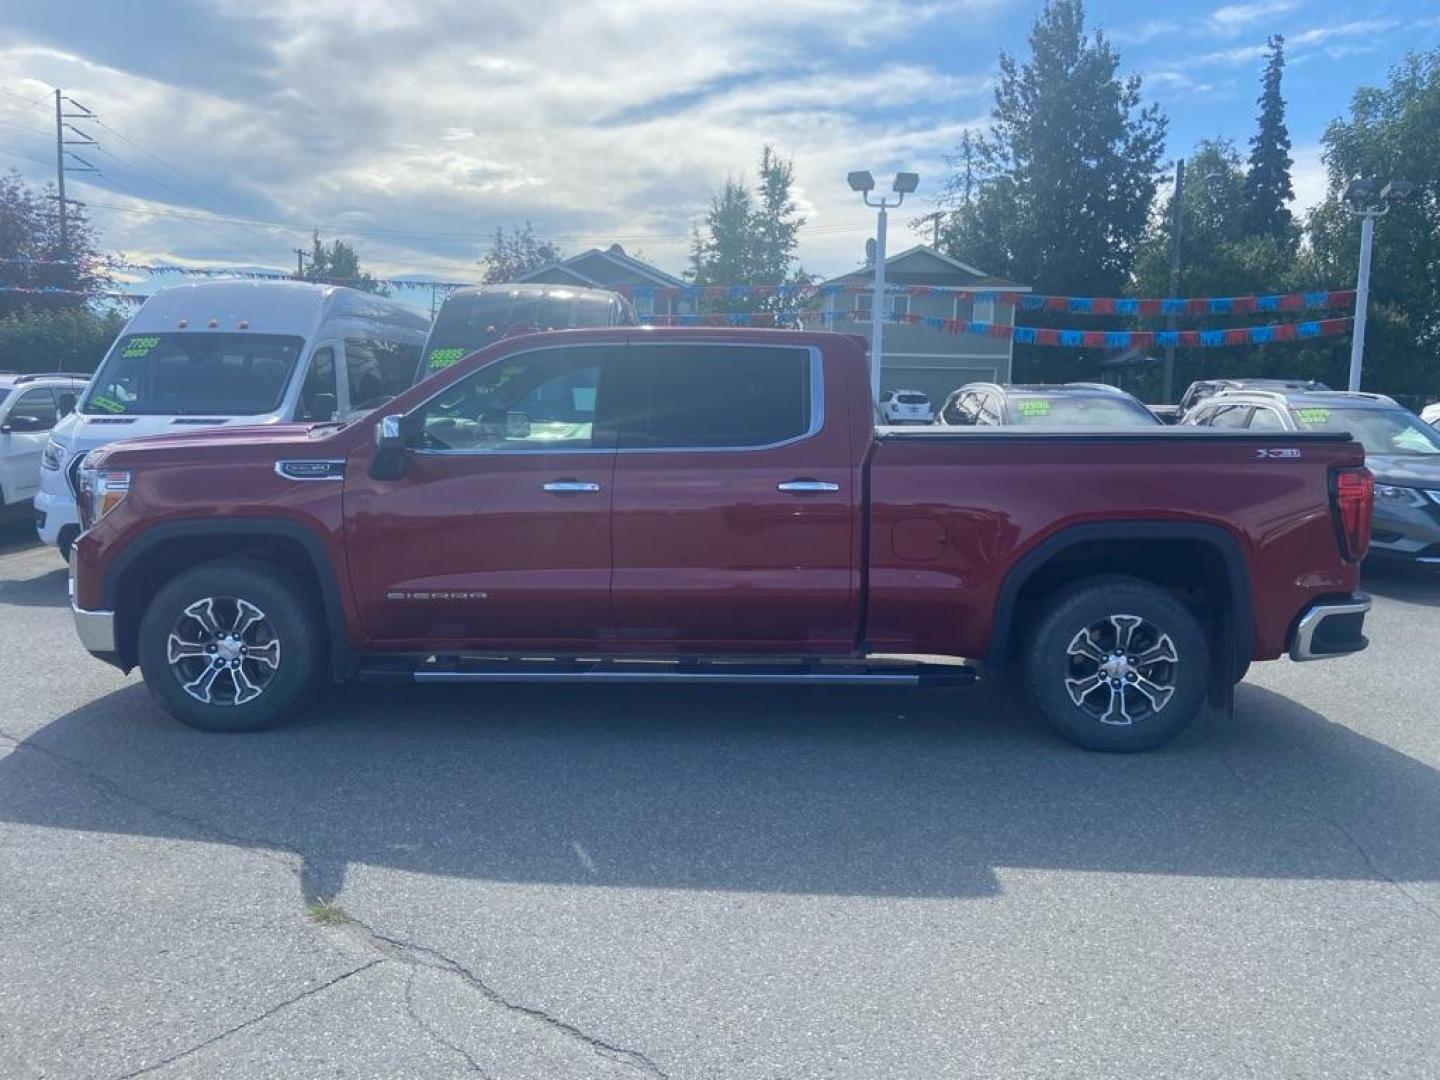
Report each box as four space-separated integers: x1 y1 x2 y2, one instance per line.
1332 467 1373 561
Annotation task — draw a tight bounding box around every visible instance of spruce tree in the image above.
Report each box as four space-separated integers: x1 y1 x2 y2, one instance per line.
1242 35 1295 243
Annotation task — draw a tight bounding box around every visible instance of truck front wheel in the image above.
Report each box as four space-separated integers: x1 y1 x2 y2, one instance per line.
1024 577 1210 753
137 559 321 733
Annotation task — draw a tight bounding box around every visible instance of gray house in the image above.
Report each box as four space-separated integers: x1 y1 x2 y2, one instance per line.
518 244 694 319
818 245 1030 404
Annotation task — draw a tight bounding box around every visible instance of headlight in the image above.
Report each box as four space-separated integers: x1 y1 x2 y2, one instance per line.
1374 483 1426 508
41 438 65 471
77 460 131 529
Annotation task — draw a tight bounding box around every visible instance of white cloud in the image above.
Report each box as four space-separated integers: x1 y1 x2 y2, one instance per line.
1209 1 1298 35
0 1 1003 278
1289 143 1328 213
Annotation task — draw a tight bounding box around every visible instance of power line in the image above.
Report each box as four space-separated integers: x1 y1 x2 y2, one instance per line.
0 86 53 109
0 144 54 168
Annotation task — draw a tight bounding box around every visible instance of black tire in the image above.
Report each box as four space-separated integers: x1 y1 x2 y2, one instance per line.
1024 576 1210 753
138 558 322 733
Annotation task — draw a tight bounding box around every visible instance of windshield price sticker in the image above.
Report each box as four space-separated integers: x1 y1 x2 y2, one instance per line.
1019 400 1051 416
121 336 160 358
1296 407 1330 424
427 347 464 370
90 394 126 413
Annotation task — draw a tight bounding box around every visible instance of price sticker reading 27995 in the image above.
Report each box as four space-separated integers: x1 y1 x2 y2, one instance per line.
121 336 161 358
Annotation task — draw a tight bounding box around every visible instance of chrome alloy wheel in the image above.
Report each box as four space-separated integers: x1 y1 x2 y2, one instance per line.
166 597 281 706
1063 614 1179 726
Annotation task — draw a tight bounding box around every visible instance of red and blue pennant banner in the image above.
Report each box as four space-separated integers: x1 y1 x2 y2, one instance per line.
646 310 1353 348
613 283 1355 314
0 285 148 303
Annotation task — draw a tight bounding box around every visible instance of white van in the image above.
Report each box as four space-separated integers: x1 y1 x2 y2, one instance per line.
36 280 429 558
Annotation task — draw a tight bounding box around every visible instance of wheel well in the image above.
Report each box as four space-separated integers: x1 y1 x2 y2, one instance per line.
114 534 324 671
999 537 1244 685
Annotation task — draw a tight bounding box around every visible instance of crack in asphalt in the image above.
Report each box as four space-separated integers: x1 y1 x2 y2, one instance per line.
1213 745 1440 925
0 725 668 1079
335 916 670 1079
402 965 494 1078
108 960 384 1079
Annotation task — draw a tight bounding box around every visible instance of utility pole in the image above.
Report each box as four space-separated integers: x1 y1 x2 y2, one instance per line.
293 247 309 278
51 89 98 262
1162 158 1184 404
1342 178 1414 391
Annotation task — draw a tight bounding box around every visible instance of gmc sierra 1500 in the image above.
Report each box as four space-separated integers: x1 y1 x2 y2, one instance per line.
69 327 1373 751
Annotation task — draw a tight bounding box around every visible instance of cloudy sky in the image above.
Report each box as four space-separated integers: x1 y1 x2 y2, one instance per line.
0 0 1435 286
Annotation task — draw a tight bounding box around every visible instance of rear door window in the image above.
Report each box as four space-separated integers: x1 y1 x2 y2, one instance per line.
1205 404 1252 428
612 345 811 450
1247 407 1286 432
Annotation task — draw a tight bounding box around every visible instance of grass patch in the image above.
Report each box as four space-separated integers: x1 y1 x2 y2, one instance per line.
305 900 351 926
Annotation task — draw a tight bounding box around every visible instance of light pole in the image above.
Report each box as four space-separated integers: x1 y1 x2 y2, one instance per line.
1161 164 1226 403
849 170 919 402
1343 178 1413 392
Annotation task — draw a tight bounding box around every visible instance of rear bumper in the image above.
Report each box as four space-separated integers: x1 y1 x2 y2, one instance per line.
69 560 119 663
1289 593 1370 662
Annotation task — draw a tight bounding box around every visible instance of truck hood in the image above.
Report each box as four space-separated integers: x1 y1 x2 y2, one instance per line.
52 413 282 458
1366 454 1440 488
87 422 350 467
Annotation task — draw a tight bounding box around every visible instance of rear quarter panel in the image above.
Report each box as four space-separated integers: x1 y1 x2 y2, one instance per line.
866 430 1365 661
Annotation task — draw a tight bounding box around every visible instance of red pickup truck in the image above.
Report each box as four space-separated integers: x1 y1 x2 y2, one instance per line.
69 328 1374 752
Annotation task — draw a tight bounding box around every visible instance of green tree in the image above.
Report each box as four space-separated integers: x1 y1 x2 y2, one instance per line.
939 0 1167 297
304 230 386 294
1304 49 1440 398
480 221 562 283
0 168 109 315
1242 35 1296 244
687 145 809 316
0 305 127 374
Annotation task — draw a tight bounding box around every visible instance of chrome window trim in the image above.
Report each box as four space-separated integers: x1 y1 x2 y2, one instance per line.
409 340 823 457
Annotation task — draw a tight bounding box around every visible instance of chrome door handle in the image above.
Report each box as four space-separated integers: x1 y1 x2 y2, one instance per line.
542 480 602 493
777 479 840 493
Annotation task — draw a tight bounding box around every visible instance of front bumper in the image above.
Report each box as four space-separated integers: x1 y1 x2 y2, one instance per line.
35 480 79 547
69 560 117 657
1367 491 1440 564
1289 593 1371 662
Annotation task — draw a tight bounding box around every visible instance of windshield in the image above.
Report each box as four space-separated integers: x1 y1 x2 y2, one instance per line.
1290 405 1440 456
418 294 627 382
1010 395 1159 427
83 333 306 417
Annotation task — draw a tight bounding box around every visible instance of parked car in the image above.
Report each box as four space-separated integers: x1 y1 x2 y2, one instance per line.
1174 377 1329 421
1422 401 1440 428
69 327 1373 752
934 382 1161 427
36 281 430 560
1186 388 1440 565
878 388 934 424
415 284 635 382
0 372 88 520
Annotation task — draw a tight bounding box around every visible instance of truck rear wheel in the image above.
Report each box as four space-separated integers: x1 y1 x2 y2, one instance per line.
1024 577 1210 753
138 559 321 733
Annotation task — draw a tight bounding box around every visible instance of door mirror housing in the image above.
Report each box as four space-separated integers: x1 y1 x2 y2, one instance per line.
2 414 47 433
370 413 415 480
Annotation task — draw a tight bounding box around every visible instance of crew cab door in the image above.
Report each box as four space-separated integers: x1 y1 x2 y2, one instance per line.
343 343 618 649
606 341 858 652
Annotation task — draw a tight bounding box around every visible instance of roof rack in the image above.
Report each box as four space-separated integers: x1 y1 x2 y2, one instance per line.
1063 382 1127 394
1212 387 1398 407
11 372 91 384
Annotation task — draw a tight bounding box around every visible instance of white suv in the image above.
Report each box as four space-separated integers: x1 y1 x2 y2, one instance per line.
879 388 934 425
0 372 88 530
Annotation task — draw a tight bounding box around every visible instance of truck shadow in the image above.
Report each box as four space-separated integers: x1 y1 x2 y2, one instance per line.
1363 560 1440 609
3 677 1438 905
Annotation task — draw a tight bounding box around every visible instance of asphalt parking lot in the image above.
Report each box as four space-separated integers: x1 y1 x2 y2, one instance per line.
2 522 1439 1079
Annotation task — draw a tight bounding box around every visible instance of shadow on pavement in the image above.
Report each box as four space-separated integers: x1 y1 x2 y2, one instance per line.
2 676 1437 905
0 565 67 608
1364 559 1440 609
0 517 42 557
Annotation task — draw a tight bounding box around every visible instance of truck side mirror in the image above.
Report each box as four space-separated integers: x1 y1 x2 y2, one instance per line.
311 392 337 422
370 414 411 481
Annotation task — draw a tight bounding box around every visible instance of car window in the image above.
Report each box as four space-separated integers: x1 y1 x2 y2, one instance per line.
6 387 58 430
346 337 421 411
978 393 1002 426
1290 405 1440 456
418 346 608 452
614 344 810 450
1007 395 1159 427
939 394 969 425
1204 404 1251 428
297 347 338 421
1247 407 1286 432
